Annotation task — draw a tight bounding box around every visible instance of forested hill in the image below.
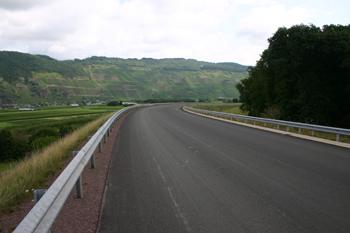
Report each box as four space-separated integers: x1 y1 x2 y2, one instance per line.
0 51 88 82
0 51 248 104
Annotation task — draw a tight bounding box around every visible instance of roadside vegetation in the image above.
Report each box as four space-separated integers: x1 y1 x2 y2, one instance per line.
191 104 247 115
0 105 122 211
190 104 350 143
0 105 123 163
0 105 122 122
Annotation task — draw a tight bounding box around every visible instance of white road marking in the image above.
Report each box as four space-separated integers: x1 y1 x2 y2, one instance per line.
152 155 192 233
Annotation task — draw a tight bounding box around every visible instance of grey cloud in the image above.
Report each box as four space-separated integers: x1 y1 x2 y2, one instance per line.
0 0 51 11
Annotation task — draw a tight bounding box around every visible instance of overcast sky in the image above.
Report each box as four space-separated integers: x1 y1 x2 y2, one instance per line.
0 0 349 66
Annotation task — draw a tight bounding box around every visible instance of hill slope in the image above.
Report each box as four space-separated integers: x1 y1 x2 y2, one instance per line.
0 52 248 104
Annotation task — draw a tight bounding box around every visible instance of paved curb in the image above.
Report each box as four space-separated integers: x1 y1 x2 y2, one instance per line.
183 107 350 149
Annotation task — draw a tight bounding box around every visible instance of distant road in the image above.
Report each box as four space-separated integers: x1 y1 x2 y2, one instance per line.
98 104 350 233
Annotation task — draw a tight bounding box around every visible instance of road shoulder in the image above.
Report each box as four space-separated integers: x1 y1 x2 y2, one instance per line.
183 107 350 149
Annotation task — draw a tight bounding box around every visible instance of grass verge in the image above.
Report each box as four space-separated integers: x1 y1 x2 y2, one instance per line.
0 112 114 212
191 104 247 115
190 105 350 144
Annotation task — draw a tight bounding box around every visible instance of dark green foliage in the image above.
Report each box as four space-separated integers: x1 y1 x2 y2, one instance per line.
28 128 59 150
58 124 73 137
135 98 198 103
223 98 239 103
107 101 122 106
236 24 350 128
0 129 28 162
31 136 57 150
29 128 59 143
0 51 88 82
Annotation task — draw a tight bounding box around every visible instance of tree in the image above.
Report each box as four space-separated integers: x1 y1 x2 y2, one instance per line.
107 101 122 106
236 24 350 128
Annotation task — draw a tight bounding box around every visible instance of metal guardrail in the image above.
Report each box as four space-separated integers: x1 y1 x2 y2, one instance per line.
14 105 141 233
184 106 350 142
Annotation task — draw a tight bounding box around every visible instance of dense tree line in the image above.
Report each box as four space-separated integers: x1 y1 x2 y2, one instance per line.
201 63 248 73
236 24 350 128
107 101 123 106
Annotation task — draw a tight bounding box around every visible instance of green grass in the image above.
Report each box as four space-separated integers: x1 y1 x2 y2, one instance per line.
0 122 11 129
0 105 123 122
0 112 116 211
192 104 247 115
0 163 16 174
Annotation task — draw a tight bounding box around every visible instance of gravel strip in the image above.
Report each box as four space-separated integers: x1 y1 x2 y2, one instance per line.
0 112 130 233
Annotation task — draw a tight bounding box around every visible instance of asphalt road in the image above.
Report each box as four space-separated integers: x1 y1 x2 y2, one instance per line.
98 104 350 233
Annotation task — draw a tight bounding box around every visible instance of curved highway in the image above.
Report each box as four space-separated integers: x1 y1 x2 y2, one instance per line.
98 104 350 233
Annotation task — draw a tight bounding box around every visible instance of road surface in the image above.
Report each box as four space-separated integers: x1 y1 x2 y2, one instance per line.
98 104 350 233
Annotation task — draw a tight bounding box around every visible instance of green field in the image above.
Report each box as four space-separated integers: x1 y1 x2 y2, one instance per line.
0 105 123 122
0 104 124 164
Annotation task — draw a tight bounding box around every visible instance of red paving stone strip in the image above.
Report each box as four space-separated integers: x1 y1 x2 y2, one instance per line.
0 112 131 233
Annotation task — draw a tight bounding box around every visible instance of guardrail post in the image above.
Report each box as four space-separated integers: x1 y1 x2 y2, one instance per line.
298 128 301 134
264 122 266 127
98 141 102 153
73 151 82 198
97 127 102 152
88 136 95 169
336 134 340 141
312 130 315 136
287 126 290 132
277 125 279 130
107 127 110 137
254 121 256 125
34 189 47 204
103 133 107 143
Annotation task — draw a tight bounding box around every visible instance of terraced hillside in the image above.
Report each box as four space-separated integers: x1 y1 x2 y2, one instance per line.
0 52 248 104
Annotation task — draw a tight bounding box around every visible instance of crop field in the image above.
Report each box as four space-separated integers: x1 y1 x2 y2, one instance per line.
0 104 128 210
0 105 123 122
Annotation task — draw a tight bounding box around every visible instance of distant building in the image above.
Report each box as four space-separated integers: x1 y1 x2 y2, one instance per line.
19 108 36 111
70 104 79 106
122 102 137 105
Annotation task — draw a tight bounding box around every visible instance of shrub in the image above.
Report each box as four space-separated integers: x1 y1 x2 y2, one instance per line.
0 129 28 162
58 124 73 137
30 136 57 150
107 101 122 106
29 128 59 144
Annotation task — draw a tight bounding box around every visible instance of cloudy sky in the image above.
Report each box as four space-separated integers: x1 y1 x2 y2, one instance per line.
0 0 349 66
